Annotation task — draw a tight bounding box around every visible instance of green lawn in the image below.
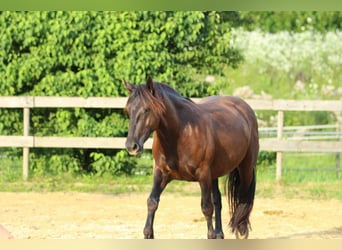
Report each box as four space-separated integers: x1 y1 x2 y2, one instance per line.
0 153 341 200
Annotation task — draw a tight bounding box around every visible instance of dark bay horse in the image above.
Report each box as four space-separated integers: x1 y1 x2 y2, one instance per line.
124 76 259 239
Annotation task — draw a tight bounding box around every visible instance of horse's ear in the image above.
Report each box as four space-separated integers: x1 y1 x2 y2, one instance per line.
146 76 154 95
123 79 134 94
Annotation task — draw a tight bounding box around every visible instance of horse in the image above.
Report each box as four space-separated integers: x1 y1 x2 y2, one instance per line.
123 76 259 239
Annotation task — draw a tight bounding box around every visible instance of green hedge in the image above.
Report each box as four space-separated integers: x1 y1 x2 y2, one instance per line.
0 11 241 176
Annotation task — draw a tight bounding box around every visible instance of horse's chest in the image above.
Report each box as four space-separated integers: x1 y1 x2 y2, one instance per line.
156 151 200 181
166 157 179 170
153 131 207 180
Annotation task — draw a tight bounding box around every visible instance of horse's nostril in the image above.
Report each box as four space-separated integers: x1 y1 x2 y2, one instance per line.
126 141 142 155
132 143 139 151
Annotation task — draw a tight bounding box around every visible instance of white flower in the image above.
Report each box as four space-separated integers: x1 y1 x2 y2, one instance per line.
204 75 215 83
294 80 306 93
321 85 335 96
233 86 254 98
336 87 342 96
230 29 342 84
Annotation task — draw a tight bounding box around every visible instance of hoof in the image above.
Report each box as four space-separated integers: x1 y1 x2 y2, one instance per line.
216 232 224 239
143 228 154 239
207 232 216 239
144 232 154 239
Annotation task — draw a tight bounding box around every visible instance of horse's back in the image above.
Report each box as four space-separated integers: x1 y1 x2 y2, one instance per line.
200 95 252 113
199 95 257 129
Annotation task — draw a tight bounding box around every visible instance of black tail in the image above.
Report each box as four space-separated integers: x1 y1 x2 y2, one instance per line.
226 167 256 235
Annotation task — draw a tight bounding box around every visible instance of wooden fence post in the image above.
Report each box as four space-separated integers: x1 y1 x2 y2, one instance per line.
23 107 30 181
276 110 284 182
336 153 340 179
336 122 341 179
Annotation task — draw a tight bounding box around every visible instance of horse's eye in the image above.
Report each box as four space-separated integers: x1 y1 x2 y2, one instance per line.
144 108 151 114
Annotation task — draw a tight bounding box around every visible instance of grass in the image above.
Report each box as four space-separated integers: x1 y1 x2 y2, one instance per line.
255 179 342 200
1 172 341 200
0 173 203 196
257 152 340 182
1 153 341 200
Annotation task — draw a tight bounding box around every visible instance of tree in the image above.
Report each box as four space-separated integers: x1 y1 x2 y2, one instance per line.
227 11 342 33
0 11 242 176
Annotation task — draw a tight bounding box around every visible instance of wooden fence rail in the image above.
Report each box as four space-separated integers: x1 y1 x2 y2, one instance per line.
0 96 341 181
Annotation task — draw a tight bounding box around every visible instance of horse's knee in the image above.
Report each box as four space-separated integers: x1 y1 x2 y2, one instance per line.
201 203 214 218
147 197 159 212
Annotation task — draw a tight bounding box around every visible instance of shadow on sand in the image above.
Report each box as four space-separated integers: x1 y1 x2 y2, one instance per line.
273 226 342 239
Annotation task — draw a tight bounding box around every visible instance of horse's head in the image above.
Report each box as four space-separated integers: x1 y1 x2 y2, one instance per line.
124 76 165 155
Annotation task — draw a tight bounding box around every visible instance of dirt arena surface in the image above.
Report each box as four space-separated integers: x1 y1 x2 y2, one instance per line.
1 192 342 239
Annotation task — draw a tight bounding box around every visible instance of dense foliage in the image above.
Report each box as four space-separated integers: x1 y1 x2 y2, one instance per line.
224 11 342 33
1 11 341 177
0 11 241 176
0 11 242 97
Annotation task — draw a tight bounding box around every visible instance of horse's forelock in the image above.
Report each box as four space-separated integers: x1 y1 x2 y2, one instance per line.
134 84 166 115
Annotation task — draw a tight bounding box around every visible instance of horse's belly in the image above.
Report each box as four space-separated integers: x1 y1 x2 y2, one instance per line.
210 133 250 178
168 168 199 181
210 157 243 179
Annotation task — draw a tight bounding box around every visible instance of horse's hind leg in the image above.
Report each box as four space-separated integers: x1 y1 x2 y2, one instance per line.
212 178 224 239
228 148 257 239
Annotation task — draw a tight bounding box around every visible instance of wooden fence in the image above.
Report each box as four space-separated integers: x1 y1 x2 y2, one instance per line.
0 96 341 181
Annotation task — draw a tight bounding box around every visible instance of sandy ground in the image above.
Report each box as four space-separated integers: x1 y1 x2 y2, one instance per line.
0 192 342 239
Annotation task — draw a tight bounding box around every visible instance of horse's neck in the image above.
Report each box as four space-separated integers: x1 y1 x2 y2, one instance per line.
156 96 198 146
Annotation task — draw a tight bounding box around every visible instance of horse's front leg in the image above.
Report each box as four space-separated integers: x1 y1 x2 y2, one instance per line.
199 178 215 239
143 168 170 239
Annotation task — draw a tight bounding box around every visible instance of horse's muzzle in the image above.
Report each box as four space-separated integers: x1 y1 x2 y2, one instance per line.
125 140 143 156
